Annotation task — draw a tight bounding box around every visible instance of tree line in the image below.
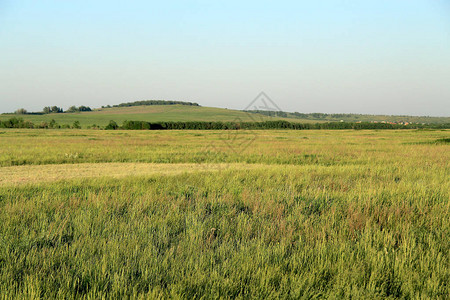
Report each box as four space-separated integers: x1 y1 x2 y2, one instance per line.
246 110 363 119
109 100 200 108
12 100 197 115
0 117 81 129
2 117 449 130
14 106 92 115
119 120 450 130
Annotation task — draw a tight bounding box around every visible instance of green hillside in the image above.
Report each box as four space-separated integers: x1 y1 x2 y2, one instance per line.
0 105 311 128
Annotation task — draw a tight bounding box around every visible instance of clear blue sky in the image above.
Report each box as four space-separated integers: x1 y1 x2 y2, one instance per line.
1 0 449 116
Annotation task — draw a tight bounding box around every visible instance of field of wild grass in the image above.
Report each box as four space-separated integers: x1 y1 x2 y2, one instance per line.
0 129 448 298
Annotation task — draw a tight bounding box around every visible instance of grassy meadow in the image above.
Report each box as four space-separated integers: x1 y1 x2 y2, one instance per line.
0 129 449 298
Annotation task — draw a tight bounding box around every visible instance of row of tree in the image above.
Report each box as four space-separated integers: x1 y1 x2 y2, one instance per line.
246 110 435 121
2 117 449 130
66 106 92 113
14 106 92 115
246 110 358 119
13 100 196 114
112 100 200 107
117 120 450 130
0 118 81 129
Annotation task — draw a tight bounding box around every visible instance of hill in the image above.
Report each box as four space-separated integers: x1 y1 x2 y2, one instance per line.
2 102 449 128
0 105 310 128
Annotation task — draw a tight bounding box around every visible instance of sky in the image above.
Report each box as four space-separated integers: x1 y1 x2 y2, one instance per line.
1 0 449 116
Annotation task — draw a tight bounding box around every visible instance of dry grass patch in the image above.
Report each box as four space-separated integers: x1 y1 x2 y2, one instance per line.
0 163 266 186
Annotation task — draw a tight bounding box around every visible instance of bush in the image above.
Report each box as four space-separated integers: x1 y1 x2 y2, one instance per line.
105 120 119 130
0 117 34 128
72 121 81 129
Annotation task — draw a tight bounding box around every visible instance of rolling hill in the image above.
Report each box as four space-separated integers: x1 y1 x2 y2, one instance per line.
0 105 313 128
2 102 449 128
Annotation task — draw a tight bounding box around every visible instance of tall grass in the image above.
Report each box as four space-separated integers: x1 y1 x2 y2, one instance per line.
0 129 448 298
0 129 448 167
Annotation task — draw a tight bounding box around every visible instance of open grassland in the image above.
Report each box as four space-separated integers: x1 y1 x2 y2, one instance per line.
0 129 448 298
0 105 311 128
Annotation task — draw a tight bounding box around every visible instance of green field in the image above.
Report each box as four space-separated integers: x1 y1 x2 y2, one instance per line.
0 129 449 298
0 105 312 128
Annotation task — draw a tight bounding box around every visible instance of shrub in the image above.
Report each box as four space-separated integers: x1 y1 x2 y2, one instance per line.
0 117 34 128
72 121 81 129
105 120 119 130
48 119 60 129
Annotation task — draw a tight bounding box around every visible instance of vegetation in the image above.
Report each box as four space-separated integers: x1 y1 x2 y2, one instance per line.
14 108 27 115
112 100 200 107
120 120 450 130
0 117 34 129
1 116 449 130
72 121 81 129
0 105 297 128
43 106 64 114
247 110 450 124
67 105 92 113
3 105 449 128
0 129 448 298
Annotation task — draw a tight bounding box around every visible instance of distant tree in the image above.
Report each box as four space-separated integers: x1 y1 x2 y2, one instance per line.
78 106 92 112
15 108 27 114
72 121 81 129
51 106 63 113
114 100 200 108
67 106 78 113
43 107 51 114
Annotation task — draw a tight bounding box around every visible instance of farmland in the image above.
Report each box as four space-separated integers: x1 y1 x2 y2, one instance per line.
0 129 449 298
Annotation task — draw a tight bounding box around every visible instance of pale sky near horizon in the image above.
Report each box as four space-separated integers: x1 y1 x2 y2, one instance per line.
1 0 449 116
